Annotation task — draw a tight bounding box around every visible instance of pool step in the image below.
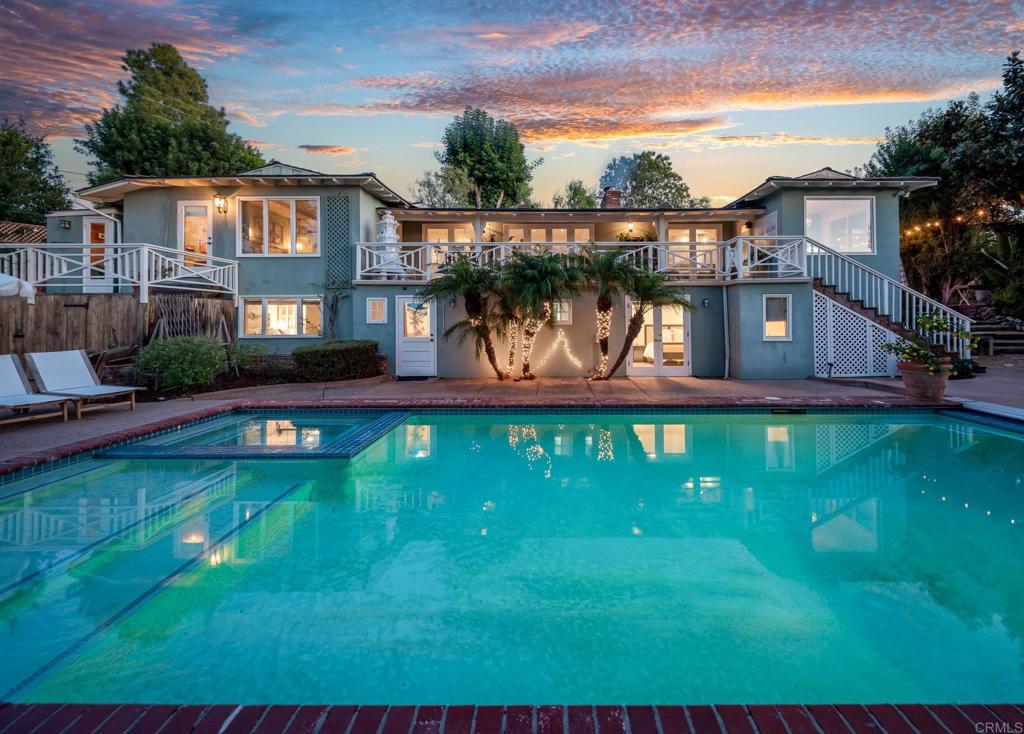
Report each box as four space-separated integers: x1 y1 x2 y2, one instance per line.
97 411 411 460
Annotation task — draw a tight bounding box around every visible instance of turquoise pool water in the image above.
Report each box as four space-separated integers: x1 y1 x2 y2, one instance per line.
133 411 371 449
1 411 1022 704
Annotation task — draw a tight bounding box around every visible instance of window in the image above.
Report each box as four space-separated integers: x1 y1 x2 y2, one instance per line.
763 294 791 341
552 300 572 325
366 297 387 324
237 198 319 255
241 297 323 337
804 197 873 253
765 425 795 471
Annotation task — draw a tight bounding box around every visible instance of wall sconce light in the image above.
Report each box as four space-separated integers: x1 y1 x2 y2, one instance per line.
702 298 711 308
59 218 71 230
627 222 634 233
213 195 228 214
743 221 752 232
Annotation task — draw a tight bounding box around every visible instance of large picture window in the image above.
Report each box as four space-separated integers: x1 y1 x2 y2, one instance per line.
804 197 873 253
237 197 319 255
241 296 323 337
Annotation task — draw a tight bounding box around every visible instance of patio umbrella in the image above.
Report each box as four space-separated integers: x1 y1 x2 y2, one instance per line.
0 273 36 303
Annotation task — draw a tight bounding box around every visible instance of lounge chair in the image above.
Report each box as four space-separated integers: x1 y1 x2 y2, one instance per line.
0 354 73 425
24 349 143 414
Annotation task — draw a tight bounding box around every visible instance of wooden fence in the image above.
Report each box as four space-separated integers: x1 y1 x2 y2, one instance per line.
0 293 236 356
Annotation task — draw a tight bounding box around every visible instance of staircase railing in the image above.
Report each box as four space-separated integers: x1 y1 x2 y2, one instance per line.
806 239 971 356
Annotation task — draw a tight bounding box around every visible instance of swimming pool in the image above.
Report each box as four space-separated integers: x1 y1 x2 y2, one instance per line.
1 410 1022 704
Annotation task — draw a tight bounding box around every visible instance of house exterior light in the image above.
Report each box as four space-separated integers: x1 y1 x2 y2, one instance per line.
213 195 228 214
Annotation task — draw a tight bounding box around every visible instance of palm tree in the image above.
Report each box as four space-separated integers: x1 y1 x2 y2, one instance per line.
578 248 639 378
417 256 504 380
601 271 693 380
497 251 585 379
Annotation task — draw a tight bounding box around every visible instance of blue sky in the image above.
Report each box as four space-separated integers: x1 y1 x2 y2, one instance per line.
2 0 1021 204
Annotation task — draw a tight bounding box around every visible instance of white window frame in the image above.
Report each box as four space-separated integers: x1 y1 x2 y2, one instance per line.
502 224 593 243
666 224 723 242
802 196 875 254
762 293 792 342
764 425 795 471
366 297 388 324
239 295 324 338
236 196 321 257
552 299 572 325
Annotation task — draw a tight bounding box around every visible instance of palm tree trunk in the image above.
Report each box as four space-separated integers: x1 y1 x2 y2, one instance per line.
603 312 644 379
504 319 519 378
591 294 613 379
520 304 550 380
465 294 503 381
480 328 504 380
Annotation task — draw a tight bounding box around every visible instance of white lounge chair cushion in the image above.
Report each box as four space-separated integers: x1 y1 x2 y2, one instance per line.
49 385 142 398
0 394 69 408
28 350 98 392
0 355 32 398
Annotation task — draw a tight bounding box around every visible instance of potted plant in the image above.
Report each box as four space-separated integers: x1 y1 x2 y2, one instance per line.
880 312 978 400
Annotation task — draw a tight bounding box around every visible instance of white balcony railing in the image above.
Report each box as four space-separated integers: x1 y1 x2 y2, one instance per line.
0 243 238 303
357 236 812 283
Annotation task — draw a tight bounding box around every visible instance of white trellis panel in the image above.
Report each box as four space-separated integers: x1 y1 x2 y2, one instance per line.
813 291 898 378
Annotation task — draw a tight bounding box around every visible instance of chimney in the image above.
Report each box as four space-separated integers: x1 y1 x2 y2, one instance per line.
600 186 622 209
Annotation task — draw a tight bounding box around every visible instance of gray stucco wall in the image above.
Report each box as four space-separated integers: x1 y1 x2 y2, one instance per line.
757 187 903 281
45 214 84 243
726 281 814 379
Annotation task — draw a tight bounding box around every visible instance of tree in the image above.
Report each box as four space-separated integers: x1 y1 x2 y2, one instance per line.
495 252 584 379
410 166 473 207
863 99 988 302
603 272 692 379
981 233 1024 319
435 107 541 208
578 249 638 377
0 119 70 224
599 151 709 208
418 256 505 379
76 43 263 184
552 180 598 209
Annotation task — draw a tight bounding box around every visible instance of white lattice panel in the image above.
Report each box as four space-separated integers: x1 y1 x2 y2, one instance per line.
813 292 898 377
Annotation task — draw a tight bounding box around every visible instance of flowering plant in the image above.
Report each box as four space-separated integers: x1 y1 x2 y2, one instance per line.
879 312 977 375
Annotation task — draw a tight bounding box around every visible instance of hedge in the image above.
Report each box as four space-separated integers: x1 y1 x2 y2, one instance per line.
292 340 381 382
137 335 225 390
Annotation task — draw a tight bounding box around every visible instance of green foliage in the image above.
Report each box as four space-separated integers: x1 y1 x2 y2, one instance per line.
879 312 976 374
137 335 225 390
292 340 381 382
410 166 474 207
552 180 598 209
0 119 70 224
981 233 1024 318
496 251 586 321
599 151 709 209
76 43 264 184
435 107 541 208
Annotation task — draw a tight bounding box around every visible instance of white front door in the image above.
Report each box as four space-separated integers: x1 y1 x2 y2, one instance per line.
177 201 212 267
396 296 437 376
625 300 692 376
82 217 114 293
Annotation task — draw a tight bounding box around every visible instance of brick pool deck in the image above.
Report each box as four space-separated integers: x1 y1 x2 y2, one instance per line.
1 703 1022 734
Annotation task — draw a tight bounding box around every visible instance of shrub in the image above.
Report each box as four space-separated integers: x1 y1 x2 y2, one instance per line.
137 336 226 390
292 340 381 382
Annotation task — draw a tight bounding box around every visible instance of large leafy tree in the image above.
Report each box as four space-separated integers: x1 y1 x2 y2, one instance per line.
552 180 598 209
435 107 541 208
76 43 263 184
599 151 709 208
410 167 474 207
0 119 70 224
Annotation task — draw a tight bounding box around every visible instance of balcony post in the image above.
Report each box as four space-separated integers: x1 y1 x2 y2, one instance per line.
139 245 150 303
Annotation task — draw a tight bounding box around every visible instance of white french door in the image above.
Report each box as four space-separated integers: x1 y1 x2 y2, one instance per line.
82 217 114 293
395 296 437 377
625 299 691 376
177 201 212 267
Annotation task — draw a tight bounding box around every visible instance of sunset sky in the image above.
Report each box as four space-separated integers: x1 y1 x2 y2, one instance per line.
2 0 1022 205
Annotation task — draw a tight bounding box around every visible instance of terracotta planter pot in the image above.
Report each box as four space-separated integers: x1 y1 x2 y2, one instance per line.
898 361 948 401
